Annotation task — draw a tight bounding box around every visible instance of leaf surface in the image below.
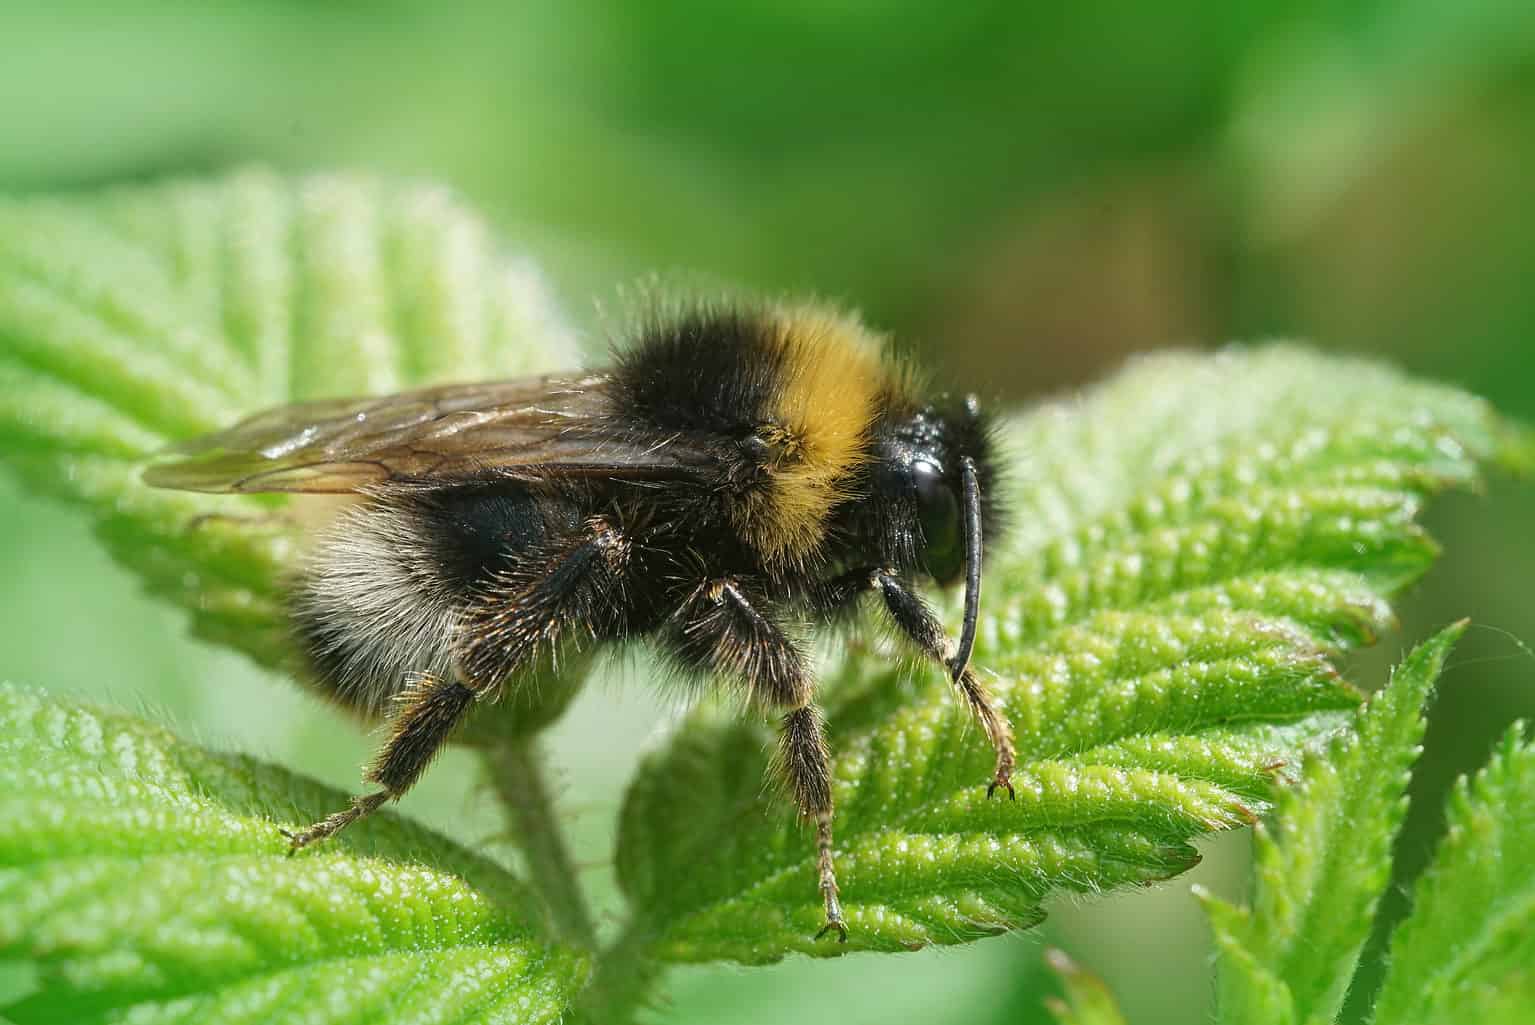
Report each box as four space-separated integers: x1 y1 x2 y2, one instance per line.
1 173 1529 980
1372 724 1535 1025
1197 624 1461 1025
0 684 589 1025
0 170 579 669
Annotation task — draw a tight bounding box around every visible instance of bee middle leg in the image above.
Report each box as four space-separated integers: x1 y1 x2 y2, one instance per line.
285 516 631 851
821 568 1016 798
668 576 846 942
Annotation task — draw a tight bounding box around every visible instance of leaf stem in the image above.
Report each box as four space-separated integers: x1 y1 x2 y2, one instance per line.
485 739 598 951
573 920 662 1025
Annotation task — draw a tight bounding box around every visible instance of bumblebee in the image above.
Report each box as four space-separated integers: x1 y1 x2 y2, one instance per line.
145 302 1011 940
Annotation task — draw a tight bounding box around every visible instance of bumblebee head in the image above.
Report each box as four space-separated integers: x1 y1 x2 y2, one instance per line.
870 393 1005 676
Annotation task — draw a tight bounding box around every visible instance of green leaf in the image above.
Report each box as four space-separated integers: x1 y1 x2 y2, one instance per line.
1197 623 1462 1025
1371 724 1535 1025
615 349 1517 965
0 169 580 672
1 172 1526 982
0 682 589 1025
1043 949 1129 1025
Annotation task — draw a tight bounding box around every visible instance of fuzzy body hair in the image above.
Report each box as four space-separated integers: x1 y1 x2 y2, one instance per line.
751 305 888 563
279 303 1003 718
290 498 462 717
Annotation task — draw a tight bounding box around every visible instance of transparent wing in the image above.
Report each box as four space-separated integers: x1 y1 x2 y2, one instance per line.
143 373 705 493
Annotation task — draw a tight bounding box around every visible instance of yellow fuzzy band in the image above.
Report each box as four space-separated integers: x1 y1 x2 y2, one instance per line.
748 306 894 563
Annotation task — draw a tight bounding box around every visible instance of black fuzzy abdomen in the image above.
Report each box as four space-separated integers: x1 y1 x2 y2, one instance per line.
416 485 574 591
289 485 581 716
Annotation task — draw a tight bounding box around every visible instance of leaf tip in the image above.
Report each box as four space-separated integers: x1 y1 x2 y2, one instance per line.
1045 948 1129 1025
1401 620 1468 682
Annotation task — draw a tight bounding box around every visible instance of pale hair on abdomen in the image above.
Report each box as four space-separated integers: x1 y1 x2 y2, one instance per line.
289 497 464 717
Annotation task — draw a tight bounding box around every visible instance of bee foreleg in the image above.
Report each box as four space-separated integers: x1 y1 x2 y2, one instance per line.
666 576 845 941
826 567 1016 799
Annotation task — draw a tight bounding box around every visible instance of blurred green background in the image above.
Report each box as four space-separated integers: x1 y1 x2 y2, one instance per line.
2 3 1533 1023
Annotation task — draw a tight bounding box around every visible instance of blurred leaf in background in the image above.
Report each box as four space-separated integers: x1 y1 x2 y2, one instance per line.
1 3 1533 1024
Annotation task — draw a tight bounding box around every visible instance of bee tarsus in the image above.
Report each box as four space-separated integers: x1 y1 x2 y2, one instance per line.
282 790 392 852
814 809 848 943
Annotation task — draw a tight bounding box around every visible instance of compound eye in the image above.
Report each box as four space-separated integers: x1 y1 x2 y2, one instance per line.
913 459 962 583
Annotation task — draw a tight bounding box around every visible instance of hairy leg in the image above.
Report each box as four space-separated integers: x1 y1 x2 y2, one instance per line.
671 577 807 706
667 575 846 940
285 516 631 851
780 703 844 941
820 567 1016 798
282 670 476 849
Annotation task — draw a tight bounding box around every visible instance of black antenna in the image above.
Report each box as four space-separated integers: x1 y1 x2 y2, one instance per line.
948 456 982 681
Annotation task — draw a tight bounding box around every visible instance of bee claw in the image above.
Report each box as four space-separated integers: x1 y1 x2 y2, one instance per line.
279 826 312 854
815 919 849 943
986 776 1016 801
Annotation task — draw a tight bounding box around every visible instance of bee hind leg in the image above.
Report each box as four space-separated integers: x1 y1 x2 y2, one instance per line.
286 516 632 852
283 672 478 851
282 791 391 850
